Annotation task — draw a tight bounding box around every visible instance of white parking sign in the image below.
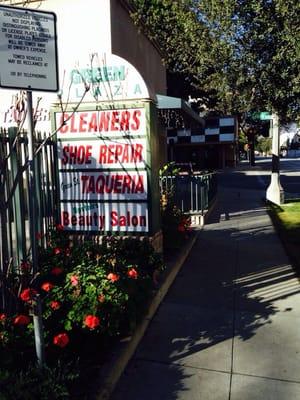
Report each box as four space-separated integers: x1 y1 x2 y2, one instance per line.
0 5 58 92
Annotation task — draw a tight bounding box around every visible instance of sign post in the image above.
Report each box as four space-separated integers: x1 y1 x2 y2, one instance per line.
0 4 58 367
266 114 284 205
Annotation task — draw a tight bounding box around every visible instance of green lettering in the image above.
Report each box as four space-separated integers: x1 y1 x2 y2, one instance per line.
134 84 142 95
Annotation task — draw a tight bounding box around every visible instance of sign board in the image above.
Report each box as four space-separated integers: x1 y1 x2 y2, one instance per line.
55 104 149 233
0 5 58 91
61 202 148 232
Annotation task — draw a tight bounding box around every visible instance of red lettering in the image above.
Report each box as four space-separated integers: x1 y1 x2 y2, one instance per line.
85 145 92 164
62 146 69 165
88 176 95 193
133 144 143 162
115 144 123 162
131 110 141 130
62 211 69 225
70 114 78 132
58 113 69 133
98 145 107 163
76 146 84 164
120 111 130 131
131 215 139 227
81 175 89 193
79 113 88 132
135 175 144 193
111 111 120 131
95 175 105 193
119 215 126 226
99 112 110 131
111 211 118 226
68 146 76 164
122 145 129 163
107 145 115 164
113 174 123 193
80 173 145 194
122 175 132 193
88 113 98 132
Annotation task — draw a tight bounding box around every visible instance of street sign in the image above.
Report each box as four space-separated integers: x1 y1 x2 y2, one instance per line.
259 112 272 120
0 4 58 92
250 111 272 121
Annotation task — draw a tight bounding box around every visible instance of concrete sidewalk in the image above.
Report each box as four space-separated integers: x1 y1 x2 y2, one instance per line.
111 166 300 400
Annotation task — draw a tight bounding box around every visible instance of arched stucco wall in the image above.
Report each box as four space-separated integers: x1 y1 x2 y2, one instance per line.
110 0 167 98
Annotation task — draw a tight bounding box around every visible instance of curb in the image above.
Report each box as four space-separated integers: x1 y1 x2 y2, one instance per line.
94 230 200 400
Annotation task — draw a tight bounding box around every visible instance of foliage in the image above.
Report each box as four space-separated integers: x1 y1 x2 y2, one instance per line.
0 360 79 400
268 201 300 272
161 204 192 250
130 0 300 121
159 163 192 250
255 136 272 155
159 161 181 178
0 228 164 397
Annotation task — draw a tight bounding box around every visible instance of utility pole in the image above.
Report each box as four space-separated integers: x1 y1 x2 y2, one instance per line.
266 114 284 205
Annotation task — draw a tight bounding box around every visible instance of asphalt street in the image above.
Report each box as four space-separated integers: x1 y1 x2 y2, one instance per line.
223 156 300 198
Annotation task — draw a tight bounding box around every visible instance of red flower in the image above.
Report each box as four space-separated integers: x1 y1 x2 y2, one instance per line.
98 294 105 303
13 314 30 326
56 224 64 231
20 288 37 302
51 266 64 276
0 313 6 322
107 273 119 282
70 275 79 286
41 282 54 292
50 301 61 310
127 268 138 279
53 332 69 348
84 315 100 330
65 248 71 257
53 247 62 255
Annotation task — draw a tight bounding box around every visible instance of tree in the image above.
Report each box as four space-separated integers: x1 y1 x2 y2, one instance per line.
130 0 300 121
256 136 272 155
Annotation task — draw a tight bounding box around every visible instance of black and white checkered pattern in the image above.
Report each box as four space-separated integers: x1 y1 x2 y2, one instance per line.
167 116 237 145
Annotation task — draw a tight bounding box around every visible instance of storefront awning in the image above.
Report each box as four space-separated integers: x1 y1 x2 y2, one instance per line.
156 94 204 128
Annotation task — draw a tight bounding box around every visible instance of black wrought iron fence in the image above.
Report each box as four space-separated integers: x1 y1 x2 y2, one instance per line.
0 127 58 278
159 172 218 215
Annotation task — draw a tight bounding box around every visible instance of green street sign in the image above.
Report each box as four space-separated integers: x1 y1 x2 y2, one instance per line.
259 112 272 120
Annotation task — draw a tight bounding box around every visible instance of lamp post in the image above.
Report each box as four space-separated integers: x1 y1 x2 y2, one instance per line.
266 114 284 205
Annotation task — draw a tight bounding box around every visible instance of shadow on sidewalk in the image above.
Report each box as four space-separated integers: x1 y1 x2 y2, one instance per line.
111 164 300 399
111 202 299 400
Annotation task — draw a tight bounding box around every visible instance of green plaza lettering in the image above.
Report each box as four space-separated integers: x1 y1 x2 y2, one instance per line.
71 65 125 84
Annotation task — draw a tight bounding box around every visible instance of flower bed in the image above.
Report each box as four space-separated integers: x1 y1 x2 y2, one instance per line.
0 226 164 399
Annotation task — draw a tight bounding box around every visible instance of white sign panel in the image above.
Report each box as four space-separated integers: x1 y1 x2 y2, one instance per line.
58 138 147 170
56 108 146 139
60 170 147 201
66 53 150 103
0 5 58 91
61 202 148 232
